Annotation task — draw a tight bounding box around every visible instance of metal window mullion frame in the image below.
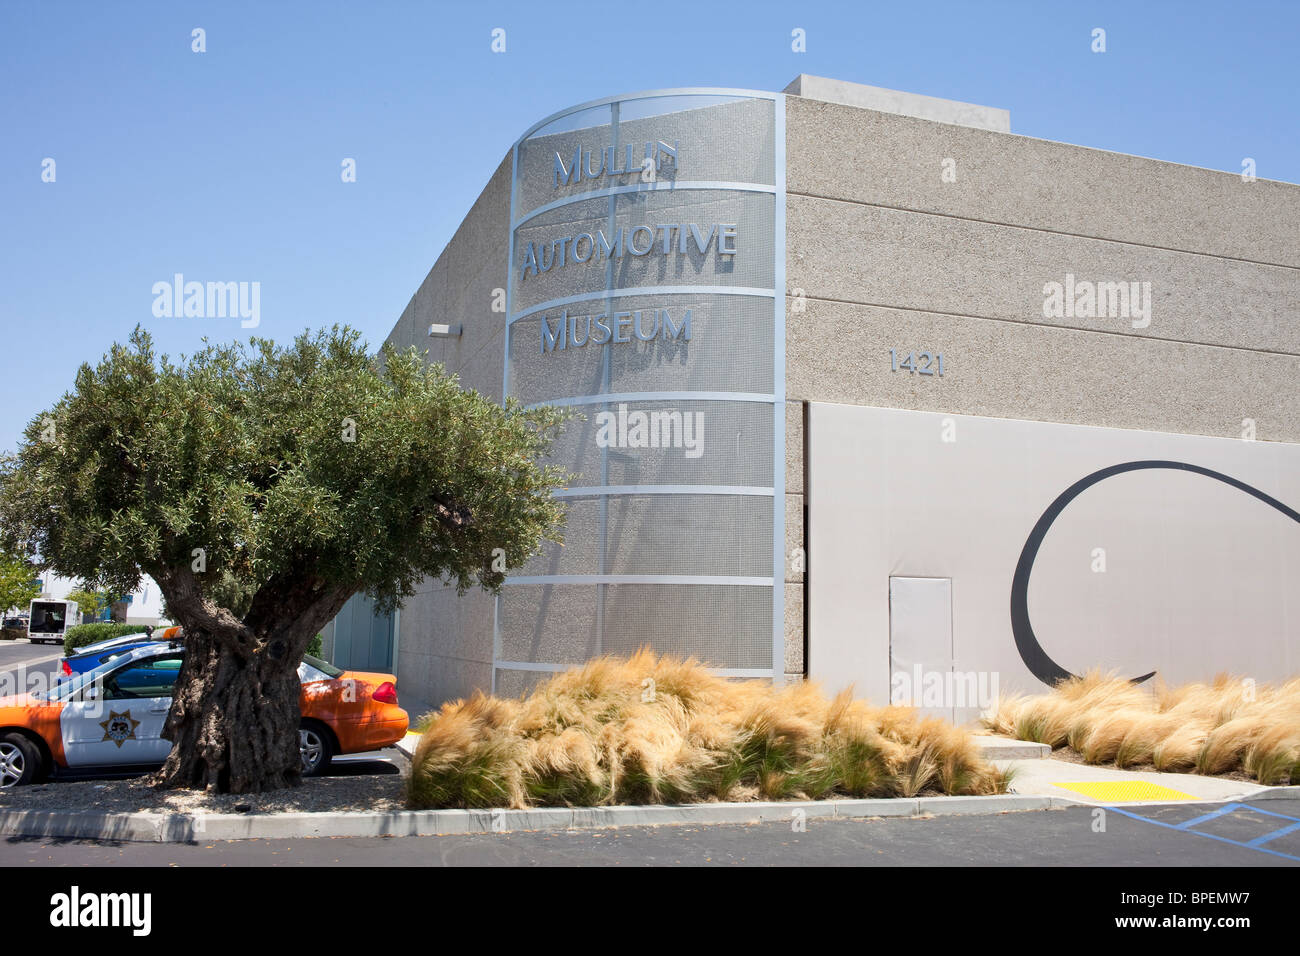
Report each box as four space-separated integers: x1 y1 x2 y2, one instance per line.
508 286 776 326
525 392 775 413
512 181 777 229
494 659 775 679
389 605 400 676
771 93 787 686
496 661 775 679
512 87 778 145
502 574 774 586
497 89 786 691
515 181 777 229
554 485 774 498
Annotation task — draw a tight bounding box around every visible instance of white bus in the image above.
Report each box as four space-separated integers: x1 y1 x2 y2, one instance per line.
27 599 82 646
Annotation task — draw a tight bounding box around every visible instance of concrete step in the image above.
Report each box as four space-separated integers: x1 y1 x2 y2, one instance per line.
394 732 421 763
974 736 1050 761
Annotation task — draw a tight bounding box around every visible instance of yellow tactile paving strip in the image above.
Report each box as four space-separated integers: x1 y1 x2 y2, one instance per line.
1052 780 1197 801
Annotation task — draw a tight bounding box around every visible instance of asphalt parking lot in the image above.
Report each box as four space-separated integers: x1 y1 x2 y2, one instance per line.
0 639 63 673
2 797 1296 867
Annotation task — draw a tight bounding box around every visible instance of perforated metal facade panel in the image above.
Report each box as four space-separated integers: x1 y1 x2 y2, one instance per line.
498 90 786 687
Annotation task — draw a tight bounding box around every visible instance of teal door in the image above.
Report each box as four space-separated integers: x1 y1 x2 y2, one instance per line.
331 593 394 673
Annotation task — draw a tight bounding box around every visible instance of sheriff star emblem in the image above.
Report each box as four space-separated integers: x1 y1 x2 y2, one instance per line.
99 710 141 748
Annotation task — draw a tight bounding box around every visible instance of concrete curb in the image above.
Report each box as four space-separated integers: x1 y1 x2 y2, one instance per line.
3 785 1292 845
1238 785 1300 801
393 734 418 763
0 793 1072 844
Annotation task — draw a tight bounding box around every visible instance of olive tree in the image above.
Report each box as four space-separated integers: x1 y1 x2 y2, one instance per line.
0 327 569 792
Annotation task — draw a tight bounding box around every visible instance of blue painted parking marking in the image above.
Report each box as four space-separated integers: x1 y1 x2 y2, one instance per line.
1173 804 1240 830
1245 819 1300 848
1104 801 1300 863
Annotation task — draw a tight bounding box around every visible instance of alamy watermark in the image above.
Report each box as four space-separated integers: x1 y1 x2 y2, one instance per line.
594 403 704 459
49 886 151 936
890 666 1000 714
152 274 260 328
1042 273 1151 329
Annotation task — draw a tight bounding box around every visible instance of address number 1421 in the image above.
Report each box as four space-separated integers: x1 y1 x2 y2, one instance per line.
889 350 944 376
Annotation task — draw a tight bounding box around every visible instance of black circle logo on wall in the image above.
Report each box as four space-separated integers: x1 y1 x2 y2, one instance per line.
1010 460 1300 687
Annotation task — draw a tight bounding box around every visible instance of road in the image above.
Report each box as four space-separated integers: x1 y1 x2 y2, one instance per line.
0 639 64 698
0 638 64 670
2 797 1297 867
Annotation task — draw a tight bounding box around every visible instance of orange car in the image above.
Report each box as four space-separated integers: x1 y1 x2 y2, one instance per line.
0 642 408 787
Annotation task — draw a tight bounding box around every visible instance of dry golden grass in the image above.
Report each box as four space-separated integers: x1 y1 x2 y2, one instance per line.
408 649 1011 809
985 671 1300 784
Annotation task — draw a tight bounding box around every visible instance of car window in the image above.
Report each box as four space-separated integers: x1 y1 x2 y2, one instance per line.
301 654 344 678
103 657 183 700
44 657 126 701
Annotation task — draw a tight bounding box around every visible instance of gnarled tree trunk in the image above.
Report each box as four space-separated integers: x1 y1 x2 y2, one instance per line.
152 629 307 792
148 565 355 793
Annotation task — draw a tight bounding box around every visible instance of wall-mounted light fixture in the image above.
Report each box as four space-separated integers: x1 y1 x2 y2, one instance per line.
428 323 463 337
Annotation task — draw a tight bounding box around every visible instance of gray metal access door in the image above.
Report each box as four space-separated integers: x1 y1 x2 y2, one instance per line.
331 593 394 673
888 577 954 723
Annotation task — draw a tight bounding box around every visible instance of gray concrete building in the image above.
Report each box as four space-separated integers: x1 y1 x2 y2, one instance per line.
326 76 1300 722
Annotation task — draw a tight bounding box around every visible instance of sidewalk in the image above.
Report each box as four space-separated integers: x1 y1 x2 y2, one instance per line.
998 756 1273 805
963 732 1280 805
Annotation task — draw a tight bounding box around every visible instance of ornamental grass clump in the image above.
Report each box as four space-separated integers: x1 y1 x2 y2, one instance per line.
985 671 1300 784
407 648 1011 809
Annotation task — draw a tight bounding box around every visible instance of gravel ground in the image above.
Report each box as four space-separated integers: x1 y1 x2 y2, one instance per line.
0 769 409 815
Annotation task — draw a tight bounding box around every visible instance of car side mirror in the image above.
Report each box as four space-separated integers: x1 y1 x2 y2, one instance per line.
83 684 100 701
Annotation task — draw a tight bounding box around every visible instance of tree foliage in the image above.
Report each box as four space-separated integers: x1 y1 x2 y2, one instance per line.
0 325 571 790
0 325 569 615
66 587 110 618
0 549 41 615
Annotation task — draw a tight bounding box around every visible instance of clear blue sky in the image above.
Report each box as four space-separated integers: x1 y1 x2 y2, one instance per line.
2 0 1296 454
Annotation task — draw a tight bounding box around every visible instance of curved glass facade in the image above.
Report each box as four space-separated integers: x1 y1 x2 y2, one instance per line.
497 89 786 693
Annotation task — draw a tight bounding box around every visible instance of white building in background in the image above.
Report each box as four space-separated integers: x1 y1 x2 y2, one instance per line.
36 574 169 626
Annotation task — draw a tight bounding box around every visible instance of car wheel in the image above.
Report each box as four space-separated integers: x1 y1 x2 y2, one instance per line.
299 724 334 777
0 733 41 788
